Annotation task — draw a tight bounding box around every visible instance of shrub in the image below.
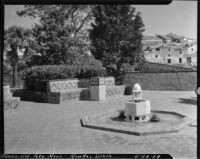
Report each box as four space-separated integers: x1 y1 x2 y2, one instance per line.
76 55 106 78
118 109 126 120
150 113 160 122
124 85 133 95
22 58 106 90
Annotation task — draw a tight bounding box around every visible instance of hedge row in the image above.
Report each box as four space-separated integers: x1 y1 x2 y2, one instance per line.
22 62 106 90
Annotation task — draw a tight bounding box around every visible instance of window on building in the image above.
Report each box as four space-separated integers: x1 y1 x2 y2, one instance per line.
156 48 160 51
187 57 192 64
179 58 182 63
168 59 171 64
180 51 182 54
135 116 139 120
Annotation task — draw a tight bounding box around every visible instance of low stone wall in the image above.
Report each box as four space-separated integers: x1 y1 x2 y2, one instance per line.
47 88 90 104
105 77 115 86
142 62 196 72
106 85 126 97
47 77 115 93
13 89 48 103
12 77 124 104
123 71 197 91
12 85 125 104
47 79 80 93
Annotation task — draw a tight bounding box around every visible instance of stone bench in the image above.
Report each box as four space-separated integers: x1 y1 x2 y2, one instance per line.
46 77 115 103
47 88 90 104
12 77 121 103
13 89 47 103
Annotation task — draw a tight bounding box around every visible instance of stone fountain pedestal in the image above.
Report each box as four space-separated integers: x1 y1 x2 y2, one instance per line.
125 100 151 122
3 84 20 110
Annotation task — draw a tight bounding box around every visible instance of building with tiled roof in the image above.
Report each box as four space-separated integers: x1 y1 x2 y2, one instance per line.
156 34 172 43
144 44 197 66
142 35 163 50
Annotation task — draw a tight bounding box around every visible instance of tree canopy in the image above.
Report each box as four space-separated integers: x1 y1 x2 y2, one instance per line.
17 5 94 65
4 25 34 87
89 5 145 75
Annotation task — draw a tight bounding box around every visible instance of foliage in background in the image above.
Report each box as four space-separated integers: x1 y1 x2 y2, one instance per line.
90 5 145 76
3 58 11 74
17 5 94 66
4 25 34 87
22 56 106 90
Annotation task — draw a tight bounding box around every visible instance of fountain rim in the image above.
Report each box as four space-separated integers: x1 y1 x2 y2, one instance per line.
80 109 191 136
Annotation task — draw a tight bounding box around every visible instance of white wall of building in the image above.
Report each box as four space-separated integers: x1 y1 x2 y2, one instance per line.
144 44 197 66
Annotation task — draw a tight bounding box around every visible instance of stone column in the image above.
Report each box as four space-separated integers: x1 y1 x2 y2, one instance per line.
90 77 105 101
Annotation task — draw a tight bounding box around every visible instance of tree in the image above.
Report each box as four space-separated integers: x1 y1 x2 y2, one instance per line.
4 26 33 87
90 5 145 75
17 5 94 65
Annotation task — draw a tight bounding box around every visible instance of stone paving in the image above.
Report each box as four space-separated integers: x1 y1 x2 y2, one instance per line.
4 91 197 159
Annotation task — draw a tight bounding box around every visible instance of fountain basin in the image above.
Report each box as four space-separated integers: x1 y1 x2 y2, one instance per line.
125 100 151 122
80 110 191 136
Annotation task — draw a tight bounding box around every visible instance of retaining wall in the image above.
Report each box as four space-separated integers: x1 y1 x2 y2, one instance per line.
142 62 196 72
123 71 197 91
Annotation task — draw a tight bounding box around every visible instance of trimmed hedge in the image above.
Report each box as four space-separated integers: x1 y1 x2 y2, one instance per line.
22 61 106 90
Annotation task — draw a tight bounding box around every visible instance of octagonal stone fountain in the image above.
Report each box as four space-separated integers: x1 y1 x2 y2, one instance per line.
125 83 151 122
81 84 191 136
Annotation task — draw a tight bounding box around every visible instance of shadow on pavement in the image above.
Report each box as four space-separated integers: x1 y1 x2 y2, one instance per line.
178 97 197 105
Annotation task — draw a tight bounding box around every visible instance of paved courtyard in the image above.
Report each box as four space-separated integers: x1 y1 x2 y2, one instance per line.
4 91 197 159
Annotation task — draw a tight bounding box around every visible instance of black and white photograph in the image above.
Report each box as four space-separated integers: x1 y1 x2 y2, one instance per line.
2 1 198 158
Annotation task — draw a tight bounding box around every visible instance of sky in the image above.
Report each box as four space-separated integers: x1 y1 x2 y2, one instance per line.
4 1 197 39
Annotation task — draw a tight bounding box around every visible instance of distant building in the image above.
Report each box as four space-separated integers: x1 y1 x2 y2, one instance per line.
144 44 197 66
156 34 172 43
166 33 184 43
166 33 197 45
142 35 162 50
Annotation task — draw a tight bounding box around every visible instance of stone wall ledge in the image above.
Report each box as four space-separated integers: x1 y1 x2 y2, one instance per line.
12 85 126 104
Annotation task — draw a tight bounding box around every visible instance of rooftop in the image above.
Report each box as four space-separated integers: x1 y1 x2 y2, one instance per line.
142 35 161 41
156 34 171 40
166 33 184 39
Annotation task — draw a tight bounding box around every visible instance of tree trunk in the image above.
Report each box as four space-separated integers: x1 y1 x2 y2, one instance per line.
116 62 122 75
12 64 18 88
